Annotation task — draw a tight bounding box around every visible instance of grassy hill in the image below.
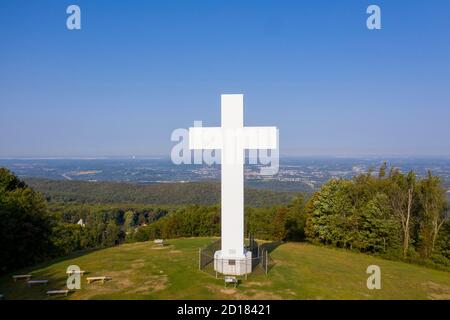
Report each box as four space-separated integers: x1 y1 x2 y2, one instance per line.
1 238 449 300
25 178 296 207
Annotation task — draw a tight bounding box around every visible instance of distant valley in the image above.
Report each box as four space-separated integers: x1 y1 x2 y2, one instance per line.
1 157 449 199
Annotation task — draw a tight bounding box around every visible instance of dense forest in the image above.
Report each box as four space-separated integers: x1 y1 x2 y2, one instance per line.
305 165 449 267
1 165 449 274
26 178 296 207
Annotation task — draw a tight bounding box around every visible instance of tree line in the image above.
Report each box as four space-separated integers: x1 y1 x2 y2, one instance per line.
26 178 296 207
305 164 449 267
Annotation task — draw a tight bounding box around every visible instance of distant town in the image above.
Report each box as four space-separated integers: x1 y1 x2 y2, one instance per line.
1 157 449 194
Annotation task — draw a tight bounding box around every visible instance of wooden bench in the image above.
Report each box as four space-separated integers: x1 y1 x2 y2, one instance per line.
12 274 32 282
154 239 164 246
47 290 69 297
224 276 238 288
86 276 111 284
27 280 48 287
66 270 86 276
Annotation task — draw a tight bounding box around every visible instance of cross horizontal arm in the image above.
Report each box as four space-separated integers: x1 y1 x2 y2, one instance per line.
188 127 277 150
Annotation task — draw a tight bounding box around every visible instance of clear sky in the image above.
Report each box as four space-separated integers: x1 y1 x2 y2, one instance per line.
1 0 449 157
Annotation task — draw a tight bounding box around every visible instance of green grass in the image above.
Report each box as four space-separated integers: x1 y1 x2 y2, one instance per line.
1 238 449 300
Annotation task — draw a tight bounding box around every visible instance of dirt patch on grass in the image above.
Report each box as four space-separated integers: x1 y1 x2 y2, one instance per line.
422 281 450 300
104 270 134 288
127 275 169 294
245 290 283 300
131 259 145 269
205 284 283 300
220 288 237 295
245 281 272 287
77 271 169 298
205 284 236 296
286 289 297 296
150 245 172 250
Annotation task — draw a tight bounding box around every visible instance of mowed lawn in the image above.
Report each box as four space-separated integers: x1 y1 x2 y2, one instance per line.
1 237 449 300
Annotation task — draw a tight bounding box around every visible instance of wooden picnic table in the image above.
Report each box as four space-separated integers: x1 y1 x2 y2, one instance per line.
66 270 86 276
12 274 32 282
47 290 69 297
27 280 48 287
86 276 111 284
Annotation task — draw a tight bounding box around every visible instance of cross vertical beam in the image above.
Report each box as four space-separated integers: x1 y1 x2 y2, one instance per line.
221 94 244 258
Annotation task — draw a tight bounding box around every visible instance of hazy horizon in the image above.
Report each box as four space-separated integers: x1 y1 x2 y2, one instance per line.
1 154 450 160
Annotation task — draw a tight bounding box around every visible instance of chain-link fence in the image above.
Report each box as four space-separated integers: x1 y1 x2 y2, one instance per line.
198 236 277 279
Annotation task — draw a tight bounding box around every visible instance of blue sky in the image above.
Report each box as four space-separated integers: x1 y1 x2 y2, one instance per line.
0 0 449 157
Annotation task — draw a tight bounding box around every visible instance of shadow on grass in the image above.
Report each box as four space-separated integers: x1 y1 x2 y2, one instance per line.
15 247 102 274
259 241 283 273
260 241 283 253
0 247 102 300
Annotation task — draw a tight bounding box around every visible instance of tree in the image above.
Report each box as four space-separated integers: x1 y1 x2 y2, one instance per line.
138 212 146 226
417 171 447 258
124 210 136 230
435 216 450 261
305 179 354 247
272 207 288 241
359 193 400 253
378 161 387 178
104 220 120 247
389 170 415 258
50 224 84 256
285 194 306 241
0 168 53 273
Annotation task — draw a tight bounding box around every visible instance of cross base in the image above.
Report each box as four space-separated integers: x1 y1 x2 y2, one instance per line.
213 249 252 276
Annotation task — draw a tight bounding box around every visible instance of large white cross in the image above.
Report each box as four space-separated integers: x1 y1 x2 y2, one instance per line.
189 94 277 259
